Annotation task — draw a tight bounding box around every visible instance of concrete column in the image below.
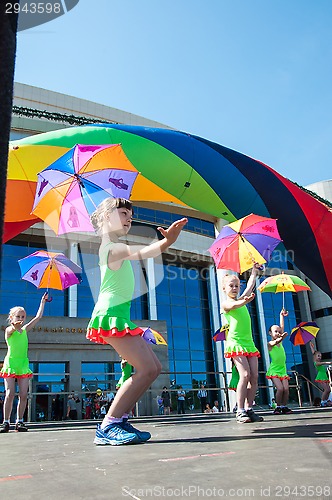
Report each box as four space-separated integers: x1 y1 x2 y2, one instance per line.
256 279 274 403
146 257 158 320
208 264 226 409
68 353 82 419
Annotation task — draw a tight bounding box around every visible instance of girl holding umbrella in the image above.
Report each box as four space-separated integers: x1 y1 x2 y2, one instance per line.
0 293 48 433
266 308 292 415
310 342 332 407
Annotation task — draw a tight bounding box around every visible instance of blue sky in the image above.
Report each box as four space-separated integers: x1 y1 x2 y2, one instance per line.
14 0 332 186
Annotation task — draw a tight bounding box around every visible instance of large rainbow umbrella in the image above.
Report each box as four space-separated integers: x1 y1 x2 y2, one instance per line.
5 124 332 299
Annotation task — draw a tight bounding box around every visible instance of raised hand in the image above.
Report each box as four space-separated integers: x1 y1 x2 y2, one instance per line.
244 292 255 303
158 218 188 244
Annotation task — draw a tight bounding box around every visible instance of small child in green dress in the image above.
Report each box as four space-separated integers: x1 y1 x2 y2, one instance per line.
87 197 187 445
0 293 48 433
310 342 332 407
266 308 292 415
222 265 263 424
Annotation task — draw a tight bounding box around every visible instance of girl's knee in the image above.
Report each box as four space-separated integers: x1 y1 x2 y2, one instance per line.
5 388 15 401
155 359 162 376
240 371 250 384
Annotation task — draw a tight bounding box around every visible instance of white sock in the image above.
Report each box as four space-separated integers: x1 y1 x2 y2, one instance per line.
100 415 123 429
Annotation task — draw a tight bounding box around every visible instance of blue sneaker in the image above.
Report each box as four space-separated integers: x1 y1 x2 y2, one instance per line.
94 423 139 446
120 419 151 442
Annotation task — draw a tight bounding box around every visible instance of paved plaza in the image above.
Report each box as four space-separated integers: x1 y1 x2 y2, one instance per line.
0 408 331 500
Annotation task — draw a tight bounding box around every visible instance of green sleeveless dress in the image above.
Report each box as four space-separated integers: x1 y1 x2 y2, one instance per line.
0 329 33 378
314 362 329 384
266 344 289 380
86 242 143 345
223 305 260 358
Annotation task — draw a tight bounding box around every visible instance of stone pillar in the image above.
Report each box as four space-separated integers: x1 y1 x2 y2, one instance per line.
146 257 157 320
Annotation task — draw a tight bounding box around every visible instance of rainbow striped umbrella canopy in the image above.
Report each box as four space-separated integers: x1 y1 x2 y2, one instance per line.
5 124 332 299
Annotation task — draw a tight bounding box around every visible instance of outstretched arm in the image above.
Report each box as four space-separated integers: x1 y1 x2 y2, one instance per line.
222 293 255 312
24 292 48 332
279 308 288 334
107 218 188 266
268 331 288 348
239 265 258 299
309 341 316 355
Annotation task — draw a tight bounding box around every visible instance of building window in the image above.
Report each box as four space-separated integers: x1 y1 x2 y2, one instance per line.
156 261 215 391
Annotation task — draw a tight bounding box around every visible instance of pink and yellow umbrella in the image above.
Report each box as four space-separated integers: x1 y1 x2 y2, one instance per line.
209 213 282 274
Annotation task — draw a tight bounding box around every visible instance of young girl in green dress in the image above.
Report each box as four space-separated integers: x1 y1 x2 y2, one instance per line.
310 342 332 407
86 197 187 445
266 308 292 414
222 266 263 424
0 293 48 433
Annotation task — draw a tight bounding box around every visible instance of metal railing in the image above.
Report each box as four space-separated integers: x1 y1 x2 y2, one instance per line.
1 368 326 422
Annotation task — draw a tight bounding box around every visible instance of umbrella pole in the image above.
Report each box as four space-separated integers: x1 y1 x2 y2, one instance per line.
282 291 285 309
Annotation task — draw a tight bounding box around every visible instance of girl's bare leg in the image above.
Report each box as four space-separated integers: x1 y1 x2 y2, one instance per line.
321 383 330 401
281 379 289 406
246 356 259 408
16 378 30 420
3 378 16 421
123 347 162 415
101 334 161 418
233 356 250 410
272 378 284 407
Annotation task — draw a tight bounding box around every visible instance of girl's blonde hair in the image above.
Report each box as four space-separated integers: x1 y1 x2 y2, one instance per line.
90 197 133 235
7 306 25 324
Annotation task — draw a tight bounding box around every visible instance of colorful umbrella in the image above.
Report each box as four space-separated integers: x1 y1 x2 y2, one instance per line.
5 124 332 299
18 250 82 291
290 321 320 346
32 144 140 235
258 272 311 308
142 327 167 345
213 324 229 342
208 213 282 273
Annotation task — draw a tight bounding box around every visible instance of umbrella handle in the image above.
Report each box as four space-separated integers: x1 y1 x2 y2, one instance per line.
45 288 53 302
